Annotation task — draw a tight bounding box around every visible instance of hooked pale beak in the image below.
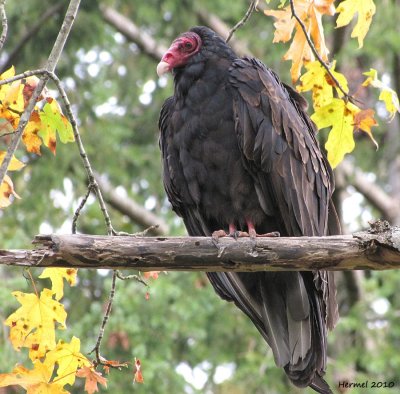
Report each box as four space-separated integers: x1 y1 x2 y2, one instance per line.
157 61 170 77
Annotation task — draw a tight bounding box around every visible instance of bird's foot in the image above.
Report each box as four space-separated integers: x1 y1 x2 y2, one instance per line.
245 220 280 240
212 229 228 242
250 230 280 238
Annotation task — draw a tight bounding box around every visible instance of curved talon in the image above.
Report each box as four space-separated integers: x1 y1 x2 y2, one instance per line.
212 229 228 241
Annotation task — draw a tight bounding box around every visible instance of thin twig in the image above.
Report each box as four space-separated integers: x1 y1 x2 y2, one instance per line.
0 130 16 138
72 182 94 234
115 270 149 288
0 0 7 51
226 0 258 43
90 270 117 366
289 0 355 103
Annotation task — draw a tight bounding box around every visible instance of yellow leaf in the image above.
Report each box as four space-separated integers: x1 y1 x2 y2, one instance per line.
311 98 358 168
0 360 68 393
0 66 16 81
0 174 21 208
46 337 91 387
297 61 348 108
0 151 25 171
39 268 78 301
362 68 400 119
379 89 400 119
362 68 378 87
336 0 376 48
4 289 67 359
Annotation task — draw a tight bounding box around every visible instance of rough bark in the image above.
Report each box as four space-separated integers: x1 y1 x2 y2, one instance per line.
1 222 399 271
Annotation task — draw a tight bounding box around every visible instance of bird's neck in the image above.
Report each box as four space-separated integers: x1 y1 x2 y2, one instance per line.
173 55 233 100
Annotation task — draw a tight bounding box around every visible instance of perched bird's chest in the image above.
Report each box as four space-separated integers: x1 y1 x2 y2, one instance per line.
167 75 261 226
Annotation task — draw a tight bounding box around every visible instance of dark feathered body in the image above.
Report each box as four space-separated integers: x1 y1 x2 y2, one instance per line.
159 26 340 394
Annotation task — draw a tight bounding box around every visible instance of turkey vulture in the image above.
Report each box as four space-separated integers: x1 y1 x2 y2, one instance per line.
157 26 340 394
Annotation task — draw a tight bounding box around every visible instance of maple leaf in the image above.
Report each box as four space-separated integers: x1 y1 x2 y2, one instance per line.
38 98 74 155
0 151 24 208
39 268 78 301
4 288 67 359
133 358 144 384
311 98 358 168
362 68 400 119
0 174 21 208
0 360 68 394
336 0 376 48
0 67 25 132
0 151 25 171
46 337 91 387
76 366 107 394
265 0 335 82
353 108 378 148
297 60 348 108
22 111 43 155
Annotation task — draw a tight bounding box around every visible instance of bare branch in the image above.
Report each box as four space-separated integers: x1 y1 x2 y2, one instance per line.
2 224 400 271
0 2 65 72
100 5 166 61
90 271 117 366
95 174 169 236
338 160 400 223
0 0 7 51
226 0 258 44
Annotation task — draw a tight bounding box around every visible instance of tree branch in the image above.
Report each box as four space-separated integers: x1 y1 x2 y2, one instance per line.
1 223 400 271
94 174 169 236
0 0 8 51
338 160 400 223
100 4 167 61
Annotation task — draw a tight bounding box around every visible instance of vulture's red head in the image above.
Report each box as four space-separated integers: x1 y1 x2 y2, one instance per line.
157 32 202 77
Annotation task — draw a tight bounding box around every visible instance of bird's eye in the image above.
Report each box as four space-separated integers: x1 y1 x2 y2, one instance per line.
184 42 193 50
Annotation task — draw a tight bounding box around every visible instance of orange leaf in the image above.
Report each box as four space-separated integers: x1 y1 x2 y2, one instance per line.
353 108 378 148
22 111 43 155
76 366 107 394
0 174 21 208
133 358 144 384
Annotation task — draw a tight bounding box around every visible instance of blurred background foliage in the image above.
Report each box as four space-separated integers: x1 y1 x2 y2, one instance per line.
1 0 400 393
